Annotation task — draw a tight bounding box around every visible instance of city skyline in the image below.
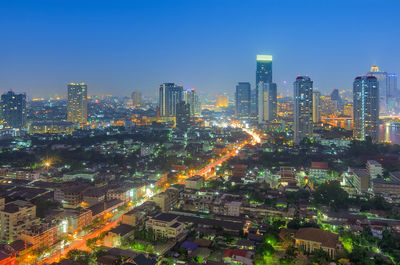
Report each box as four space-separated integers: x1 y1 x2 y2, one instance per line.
1 0 400 97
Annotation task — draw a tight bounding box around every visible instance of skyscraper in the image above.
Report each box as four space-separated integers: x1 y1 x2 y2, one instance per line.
258 82 277 123
1 91 26 128
255 55 273 116
159 83 183 117
235 82 251 119
67 83 88 124
131 91 142 107
330 89 343 113
386 73 398 113
183 88 200 117
256 55 273 85
353 76 379 142
176 101 191 130
294 76 313 144
368 65 387 113
312 91 321 123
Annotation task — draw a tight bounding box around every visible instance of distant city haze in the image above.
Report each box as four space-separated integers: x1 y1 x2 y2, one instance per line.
1 0 399 98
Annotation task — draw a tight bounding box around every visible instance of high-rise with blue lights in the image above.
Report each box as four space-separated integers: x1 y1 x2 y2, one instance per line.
294 76 313 144
353 75 379 142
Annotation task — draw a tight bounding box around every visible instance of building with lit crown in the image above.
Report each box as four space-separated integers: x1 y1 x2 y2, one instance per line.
368 65 397 113
255 55 273 117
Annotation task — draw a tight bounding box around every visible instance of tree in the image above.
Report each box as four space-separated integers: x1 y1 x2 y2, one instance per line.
313 181 348 210
309 249 331 265
66 250 96 265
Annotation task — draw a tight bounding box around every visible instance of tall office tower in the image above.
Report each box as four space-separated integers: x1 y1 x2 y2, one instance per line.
183 88 200 117
159 83 183 117
131 91 142 107
294 76 313 144
216 94 228 108
255 55 273 116
312 91 321 123
330 89 343 113
258 82 277 123
67 83 88 124
353 76 379 142
235 82 251 119
176 101 191 130
386 73 398 113
368 65 387 113
0 91 26 128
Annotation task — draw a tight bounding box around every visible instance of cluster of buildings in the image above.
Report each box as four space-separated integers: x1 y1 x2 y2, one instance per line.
234 55 398 145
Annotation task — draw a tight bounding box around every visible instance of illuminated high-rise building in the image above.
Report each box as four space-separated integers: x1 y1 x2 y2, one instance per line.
216 94 228 108
353 76 379 142
294 76 313 144
1 91 26 128
67 83 87 124
258 82 277 123
131 91 142 107
256 55 273 85
368 65 391 113
313 91 321 123
235 82 251 119
255 55 273 116
159 83 183 117
386 73 398 113
330 89 343 113
176 101 191 130
183 88 200 117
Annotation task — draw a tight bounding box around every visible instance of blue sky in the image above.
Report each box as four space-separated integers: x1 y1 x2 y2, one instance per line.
0 0 399 98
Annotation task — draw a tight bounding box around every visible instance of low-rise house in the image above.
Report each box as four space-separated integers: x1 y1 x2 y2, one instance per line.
145 213 184 240
223 249 253 265
19 223 57 250
54 184 90 208
89 199 124 220
104 224 135 247
60 209 92 234
353 169 370 194
309 162 329 179
372 172 400 195
184 176 204 190
294 227 341 258
0 200 40 242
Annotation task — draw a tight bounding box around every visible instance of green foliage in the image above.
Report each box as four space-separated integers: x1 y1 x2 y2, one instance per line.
287 219 319 230
65 249 96 265
313 181 348 210
285 190 310 206
309 249 331 264
254 242 275 264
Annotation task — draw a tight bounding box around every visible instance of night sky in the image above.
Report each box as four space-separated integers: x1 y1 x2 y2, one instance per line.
1 0 399 98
